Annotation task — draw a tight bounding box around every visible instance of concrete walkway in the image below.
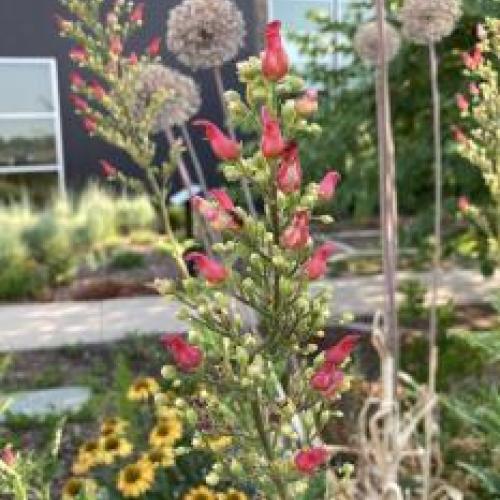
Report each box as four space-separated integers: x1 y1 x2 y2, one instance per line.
0 268 498 351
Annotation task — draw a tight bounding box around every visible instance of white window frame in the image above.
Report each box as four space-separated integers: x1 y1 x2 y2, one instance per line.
0 57 65 195
267 0 346 71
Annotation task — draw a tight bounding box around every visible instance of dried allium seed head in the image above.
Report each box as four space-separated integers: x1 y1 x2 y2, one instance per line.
400 0 462 45
166 0 246 70
133 64 201 129
353 21 401 65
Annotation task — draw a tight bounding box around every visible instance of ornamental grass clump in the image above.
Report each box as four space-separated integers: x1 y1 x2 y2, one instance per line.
454 18 500 276
155 21 357 499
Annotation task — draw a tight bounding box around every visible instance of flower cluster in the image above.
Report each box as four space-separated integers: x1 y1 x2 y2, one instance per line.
453 19 500 275
155 21 357 498
353 20 401 65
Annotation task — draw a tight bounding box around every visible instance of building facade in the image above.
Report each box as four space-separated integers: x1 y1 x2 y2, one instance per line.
0 0 345 198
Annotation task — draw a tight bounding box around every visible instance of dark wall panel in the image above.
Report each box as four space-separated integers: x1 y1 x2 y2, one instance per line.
0 0 258 192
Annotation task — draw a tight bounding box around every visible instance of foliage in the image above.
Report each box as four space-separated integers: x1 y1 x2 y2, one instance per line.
288 1 500 222
0 186 156 300
454 17 500 275
442 292 500 498
58 0 185 234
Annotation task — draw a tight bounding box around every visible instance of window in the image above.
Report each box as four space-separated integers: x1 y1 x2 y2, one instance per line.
0 58 65 194
267 0 348 71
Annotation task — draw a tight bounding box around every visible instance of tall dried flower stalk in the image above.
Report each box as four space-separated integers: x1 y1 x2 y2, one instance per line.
400 2 461 496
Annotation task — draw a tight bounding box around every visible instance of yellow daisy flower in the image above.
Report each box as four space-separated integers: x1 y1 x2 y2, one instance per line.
149 417 183 447
222 489 248 500
156 405 180 420
142 447 175 468
117 461 155 498
72 439 102 474
127 377 160 402
100 436 133 465
62 477 97 499
71 456 93 476
184 485 217 500
207 435 233 452
100 417 128 437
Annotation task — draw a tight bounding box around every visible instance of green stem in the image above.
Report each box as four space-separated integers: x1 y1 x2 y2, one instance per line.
251 399 290 500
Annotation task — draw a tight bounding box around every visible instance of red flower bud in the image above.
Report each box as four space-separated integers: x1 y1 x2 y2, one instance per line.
451 126 467 145
161 334 203 373
130 2 145 23
83 117 98 134
456 93 469 112
295 89 318 117
261 21 289 81
69 71 85 89
100 160 118 177
458 195 470 213
69 46 87 63
294 447 329 475
89 80 106 101
325 335 360 365
318 171 341 201
193 120 241 161
303 242 336 280
462 46 483 71
110 36 123 56
129 52 139 65
261 107 286 158
280 210 310 250
277 142 302 194
147 37 162 57
1 445 16 467
70 94 89 113
185 252 229 284
469 82 480 96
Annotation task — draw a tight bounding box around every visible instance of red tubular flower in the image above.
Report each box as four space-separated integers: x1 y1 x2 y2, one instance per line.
261 107 286 158
127 53 138 65
69 46 87 63
83 117 98 134
451 126 467 144
325 334 360 366
277 142 302 194
456 93 469 112
147 37 162 57
469 82 480 96
70 94 89 113
193 120 241 161
100 160 118 177
110 36 123 56
462 46 483 70
1 445 16 467
318 171 341 201
185 252 229 284
310 365 344 397
161 334 203 373
130 2 145 23
210 189 235 211
458 195 470 213
192 196 218 221
294 447 329 475
280 210 310 250
90 80 106 101
303 242 336 280
69 71 85 89
295 89 318 117
261 21 289 81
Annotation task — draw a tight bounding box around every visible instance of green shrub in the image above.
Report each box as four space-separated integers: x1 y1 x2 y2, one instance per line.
74 185 118 248
22 211 75 284
115 195 156 234
108 248 145 270
0 227 42 300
